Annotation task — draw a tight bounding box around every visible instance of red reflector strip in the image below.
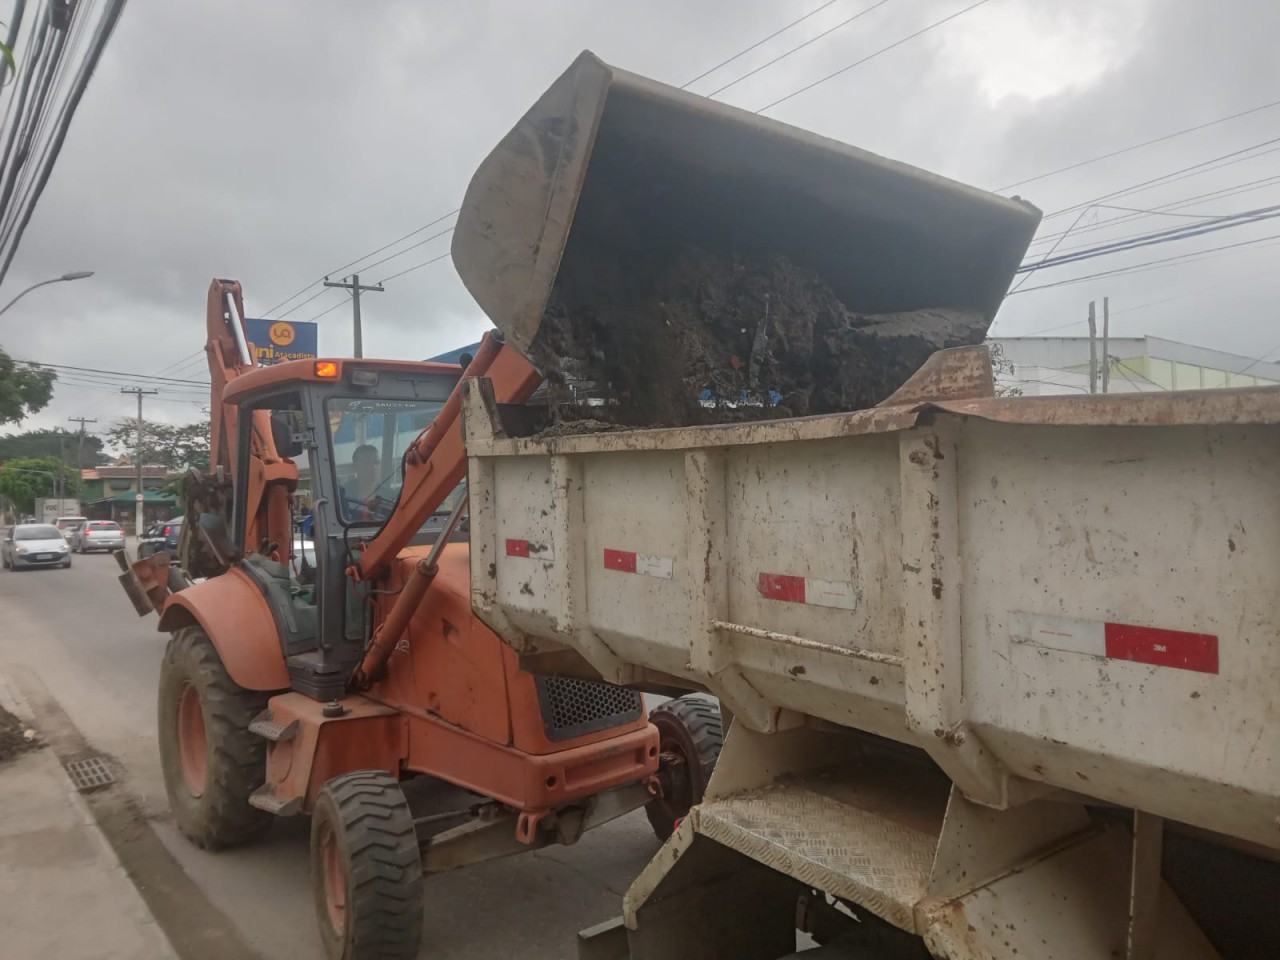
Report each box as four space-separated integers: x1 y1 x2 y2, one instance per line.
1104 622 1219 674
1012 612 1219 675
603 548 636 573
505 539 553 561
603 549 673 579
757 573 859 610
758 573 806 603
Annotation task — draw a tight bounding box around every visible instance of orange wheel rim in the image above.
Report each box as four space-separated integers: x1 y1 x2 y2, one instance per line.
321 821 347 935
177 682 207 796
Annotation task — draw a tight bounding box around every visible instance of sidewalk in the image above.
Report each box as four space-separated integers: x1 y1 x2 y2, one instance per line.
0 678 177 960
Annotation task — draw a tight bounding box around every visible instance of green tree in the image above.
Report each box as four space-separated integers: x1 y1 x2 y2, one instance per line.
0 427 106 465
105 418 211 471
0 456 79 514
0 348 56 425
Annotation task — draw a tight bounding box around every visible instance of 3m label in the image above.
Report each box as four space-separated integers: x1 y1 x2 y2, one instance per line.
1011 612 1219 674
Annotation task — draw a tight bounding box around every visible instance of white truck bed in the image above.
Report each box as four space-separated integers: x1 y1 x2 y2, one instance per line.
463 367 1280 854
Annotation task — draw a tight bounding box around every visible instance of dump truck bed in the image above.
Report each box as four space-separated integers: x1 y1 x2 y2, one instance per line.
463 366 1280 853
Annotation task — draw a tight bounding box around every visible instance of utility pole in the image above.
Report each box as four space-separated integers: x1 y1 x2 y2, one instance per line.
67 416 97 498
120 388 157 538
1087 300 1098 394
323 272 383 358
1101 296 1111 394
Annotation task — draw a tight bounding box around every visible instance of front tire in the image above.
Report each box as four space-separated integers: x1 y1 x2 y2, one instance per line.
311 771 424 960
158 625 273 849
645 695 724 840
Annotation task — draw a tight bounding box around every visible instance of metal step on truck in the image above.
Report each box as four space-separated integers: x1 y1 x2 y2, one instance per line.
450 53 1279 960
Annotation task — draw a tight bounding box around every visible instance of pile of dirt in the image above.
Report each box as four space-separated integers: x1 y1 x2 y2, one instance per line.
0 703 37 762
530 246 985 428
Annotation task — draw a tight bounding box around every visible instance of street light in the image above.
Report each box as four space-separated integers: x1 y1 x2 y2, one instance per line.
0 270 95 316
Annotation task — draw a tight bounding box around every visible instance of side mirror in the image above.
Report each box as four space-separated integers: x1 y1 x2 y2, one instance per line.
270 412 303 458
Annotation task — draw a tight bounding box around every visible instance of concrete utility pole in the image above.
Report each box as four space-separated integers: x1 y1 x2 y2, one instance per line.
323 272 383 358
120 388 157 538
67 416 97 493
1087 300 1098 394
1101 296 1111 394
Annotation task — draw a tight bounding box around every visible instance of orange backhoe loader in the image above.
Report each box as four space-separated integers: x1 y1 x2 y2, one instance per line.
118 280 722 959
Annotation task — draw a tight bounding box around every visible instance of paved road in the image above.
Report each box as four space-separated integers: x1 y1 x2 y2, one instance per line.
0 547 664 960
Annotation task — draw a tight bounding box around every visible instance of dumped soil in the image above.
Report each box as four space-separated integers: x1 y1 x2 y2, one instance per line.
530 246 986 428
0 703 38 762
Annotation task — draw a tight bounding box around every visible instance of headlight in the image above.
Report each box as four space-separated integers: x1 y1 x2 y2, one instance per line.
14 546 26 554
58 545 68 552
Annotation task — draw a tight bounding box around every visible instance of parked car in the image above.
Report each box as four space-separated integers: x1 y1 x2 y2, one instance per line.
72 520 126 553
2 523 71 570
138 516 183 559
54 516 88 542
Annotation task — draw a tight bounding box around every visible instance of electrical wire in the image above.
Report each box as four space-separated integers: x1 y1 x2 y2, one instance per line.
1040 137 1280 221
755 0 994 113
261 208 459 316
681 0 843 89
301 293 351 324
1015 203 1280 273
706 0 896 98
374 251 451 285
0 0 130 285
1007 231 1280 295
11 359 209 385
996 96 1280 192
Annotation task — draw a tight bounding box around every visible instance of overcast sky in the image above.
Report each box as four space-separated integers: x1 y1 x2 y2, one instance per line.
2 0 1277 436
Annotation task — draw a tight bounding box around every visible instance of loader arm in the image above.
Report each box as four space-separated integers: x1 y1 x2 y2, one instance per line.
352 332 542 582
197 280 295 565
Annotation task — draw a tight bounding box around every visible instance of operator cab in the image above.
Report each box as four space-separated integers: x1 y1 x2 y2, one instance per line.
226 357 462 700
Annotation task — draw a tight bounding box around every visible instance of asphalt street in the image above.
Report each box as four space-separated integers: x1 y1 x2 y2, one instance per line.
0 545 665 960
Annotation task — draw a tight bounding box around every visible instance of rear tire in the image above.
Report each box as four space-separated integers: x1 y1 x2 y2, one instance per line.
311 771 424 960
645 695 724 840
158 625 273 849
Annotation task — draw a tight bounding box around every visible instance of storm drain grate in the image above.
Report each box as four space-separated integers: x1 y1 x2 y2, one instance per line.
64 756 115 792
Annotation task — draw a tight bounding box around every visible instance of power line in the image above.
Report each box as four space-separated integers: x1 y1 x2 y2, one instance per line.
337 225 454 277
682 0 843 89
1015 202 1280 273
1007 231 1280 295
706 0 896 98
374 251 451 285
0 0 130 285
1040 137 1280 221
755 0 994 113
996 96 1280 192
1025 173 1280 250
12 359 209 385
261 208 459 316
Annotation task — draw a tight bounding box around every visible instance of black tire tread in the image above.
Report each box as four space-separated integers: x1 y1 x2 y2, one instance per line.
645 695 724 840
315 771 424 960
159 625 272 849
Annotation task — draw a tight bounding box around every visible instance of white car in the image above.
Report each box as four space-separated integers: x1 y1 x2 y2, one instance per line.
71 520 126 553
54 516 88 542
2 524 72 570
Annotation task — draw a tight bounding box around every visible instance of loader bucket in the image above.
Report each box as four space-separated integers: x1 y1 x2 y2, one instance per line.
453 51 1041 414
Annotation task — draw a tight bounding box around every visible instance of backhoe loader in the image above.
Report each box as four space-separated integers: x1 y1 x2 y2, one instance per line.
118 50 1038 960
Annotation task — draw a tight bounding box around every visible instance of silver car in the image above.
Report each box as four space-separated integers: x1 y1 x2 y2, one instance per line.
72 520 126 553
2 523 72 570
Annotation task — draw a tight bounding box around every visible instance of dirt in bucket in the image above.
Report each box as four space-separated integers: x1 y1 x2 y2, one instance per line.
530 245 985 429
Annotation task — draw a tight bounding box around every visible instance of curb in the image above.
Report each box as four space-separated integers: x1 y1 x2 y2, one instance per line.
0 670 179 960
